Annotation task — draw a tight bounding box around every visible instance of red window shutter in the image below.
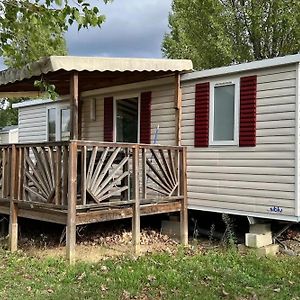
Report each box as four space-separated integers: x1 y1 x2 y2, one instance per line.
239 75 257 147
140 91 152 144
194 82 210 147
104 97 114 142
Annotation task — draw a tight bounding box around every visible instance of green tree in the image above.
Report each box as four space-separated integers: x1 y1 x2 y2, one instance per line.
0 0 110 59
2 18 67 68
162 0 300 69
0 0 111 128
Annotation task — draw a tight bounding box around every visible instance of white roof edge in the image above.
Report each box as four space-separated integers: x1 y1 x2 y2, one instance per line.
12 98 67 109
181 54 300 82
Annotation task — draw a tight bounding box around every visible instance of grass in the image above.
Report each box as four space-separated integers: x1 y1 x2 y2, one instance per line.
0 247 299 300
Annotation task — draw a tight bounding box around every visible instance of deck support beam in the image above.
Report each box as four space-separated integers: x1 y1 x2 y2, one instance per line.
66 141 78 264
70 72 79 140
132 145 140 255
9 145 18 252
180 147 188 245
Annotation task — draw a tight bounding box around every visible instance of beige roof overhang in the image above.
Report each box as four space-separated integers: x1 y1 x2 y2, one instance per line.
0 56 193 96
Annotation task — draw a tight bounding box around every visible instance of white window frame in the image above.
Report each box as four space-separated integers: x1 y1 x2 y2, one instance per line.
46 105 70 141
113 94 141 143
209 78 240 146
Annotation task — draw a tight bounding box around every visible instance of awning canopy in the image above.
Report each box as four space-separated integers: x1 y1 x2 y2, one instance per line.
0 56 193 96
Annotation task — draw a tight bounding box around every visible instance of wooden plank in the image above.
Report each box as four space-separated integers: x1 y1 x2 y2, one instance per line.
86 146 98 189
150 149 173 190
9 145 18 252
23 148 29 201
13 199 67 210
25 171 48 199
70 71 79 140
168 149 177 183
93 155 129 197
40 147 53 190
147 173 171 195
81 146 87 205
66 141 78 264
132 145 140 255
95 186 128 203
62 145 68 205
55 146 62 205
159 149 176 186
17 148 24 201
180 147 188 246
146 158 172 193
76 201 182 225
17 207 67 225
96 171 129 198
141 148 147 199
32 147 51 193
1 148 6 198
75 196 183 210
24 186 47 202
90 147 121 194
48 147 55 187
25 152 49 197
89 147 109 191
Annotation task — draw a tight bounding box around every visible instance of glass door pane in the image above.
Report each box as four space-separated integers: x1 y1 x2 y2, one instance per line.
116 97 138 143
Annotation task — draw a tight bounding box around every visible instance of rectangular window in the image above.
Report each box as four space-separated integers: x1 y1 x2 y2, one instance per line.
61 108 70 141
210 80 239 145
115 97 139 143
48 108 56 141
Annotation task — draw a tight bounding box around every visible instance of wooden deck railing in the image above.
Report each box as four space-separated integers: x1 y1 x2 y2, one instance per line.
0 140 188 262
0 140 186 211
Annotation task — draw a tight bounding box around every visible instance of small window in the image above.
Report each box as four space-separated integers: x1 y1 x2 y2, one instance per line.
210 80 239 145
48 108 56 141
61 109 70 141
116 97 139 143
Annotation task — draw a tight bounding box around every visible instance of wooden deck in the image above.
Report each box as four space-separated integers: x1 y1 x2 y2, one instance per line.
0 140 188 263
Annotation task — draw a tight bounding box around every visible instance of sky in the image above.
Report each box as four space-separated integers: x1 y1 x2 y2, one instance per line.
0 0 172 70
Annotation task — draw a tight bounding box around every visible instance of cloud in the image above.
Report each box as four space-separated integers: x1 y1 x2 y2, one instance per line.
0 0 172 70
66 0 172 58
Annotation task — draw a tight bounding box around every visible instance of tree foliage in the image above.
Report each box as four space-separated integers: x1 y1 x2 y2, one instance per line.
2 18 67 68
162 0 300 69
0 0 111 128
0 0 110 63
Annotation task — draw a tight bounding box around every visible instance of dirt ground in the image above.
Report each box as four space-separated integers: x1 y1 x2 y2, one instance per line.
0 217 299 261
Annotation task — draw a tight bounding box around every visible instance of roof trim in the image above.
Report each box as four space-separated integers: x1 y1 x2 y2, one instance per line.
0 56 193 86
12 98 68 109
181 54 300 82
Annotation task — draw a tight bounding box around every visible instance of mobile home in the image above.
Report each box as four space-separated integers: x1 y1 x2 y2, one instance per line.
12 54 300 223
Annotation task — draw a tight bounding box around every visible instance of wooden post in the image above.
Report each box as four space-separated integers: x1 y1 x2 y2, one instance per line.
132 145 140 255
174 71 182 146
180 147 188 246
70 72 79 140
9 145 18 252
66 141 78 264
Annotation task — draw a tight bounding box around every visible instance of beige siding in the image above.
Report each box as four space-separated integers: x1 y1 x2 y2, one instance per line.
81 80 176 145
181 63 298 220
18 105 47 143
81 97 104 141
18 100 68 143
